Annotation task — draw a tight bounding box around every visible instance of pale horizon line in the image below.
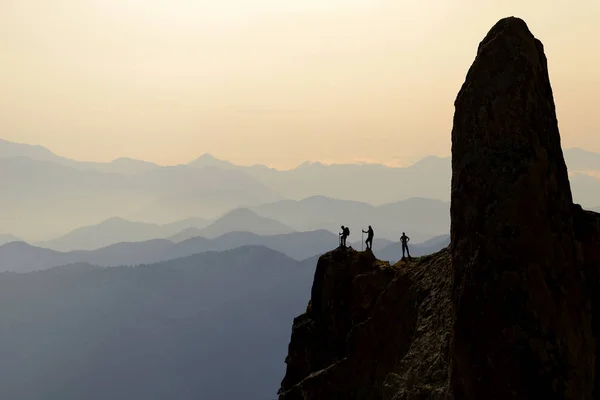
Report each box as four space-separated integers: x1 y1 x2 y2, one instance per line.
2 136 454 170
7 136 600 171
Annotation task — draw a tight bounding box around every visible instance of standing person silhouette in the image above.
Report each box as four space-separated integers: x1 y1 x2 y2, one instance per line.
339 225 349 248
362 225 374 250
400 232 411 259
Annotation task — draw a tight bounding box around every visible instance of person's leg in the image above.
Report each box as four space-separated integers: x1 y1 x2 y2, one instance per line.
407 244 411 258
402 243 405 258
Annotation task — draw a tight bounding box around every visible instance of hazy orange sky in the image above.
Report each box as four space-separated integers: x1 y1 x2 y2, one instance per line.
1 0 599 168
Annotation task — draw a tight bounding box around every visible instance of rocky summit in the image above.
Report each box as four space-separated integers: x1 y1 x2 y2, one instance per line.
278 17 600 400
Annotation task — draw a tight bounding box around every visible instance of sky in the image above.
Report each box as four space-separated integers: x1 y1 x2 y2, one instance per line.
1 0 599 169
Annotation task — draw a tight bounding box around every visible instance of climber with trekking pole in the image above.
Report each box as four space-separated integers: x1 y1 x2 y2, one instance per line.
362 225 374 251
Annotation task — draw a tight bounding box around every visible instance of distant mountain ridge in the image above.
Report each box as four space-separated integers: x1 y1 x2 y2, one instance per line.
0 138 160 174
35 217 209 252
0 230 334 272
0 229 448 273
252 196 450 242
2 138 598 240
34 209 293 251
23 197 449 250
0 155 282 240
197 208 295 238
0 245 317 400
3 138 600 175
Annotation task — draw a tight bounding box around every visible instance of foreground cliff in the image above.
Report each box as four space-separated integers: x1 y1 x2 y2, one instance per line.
278 17 600 400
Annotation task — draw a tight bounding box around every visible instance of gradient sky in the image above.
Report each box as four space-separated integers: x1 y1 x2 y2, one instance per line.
1 0 599 169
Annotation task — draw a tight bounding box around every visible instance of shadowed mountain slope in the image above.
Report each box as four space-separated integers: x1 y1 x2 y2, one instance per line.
0 246 317 400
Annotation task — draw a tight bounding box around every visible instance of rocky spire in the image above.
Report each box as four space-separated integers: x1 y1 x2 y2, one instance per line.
450 16 594 398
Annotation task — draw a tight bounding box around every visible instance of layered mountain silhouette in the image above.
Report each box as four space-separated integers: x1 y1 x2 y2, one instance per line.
0 229 447 273
232 155 453 204
278 17 600 400
35 208 291 252
0 246 317 400
252 195 450 242
195 208 295 238
25 198 449 250
36 217 210 252
0 157 282 240
3 137 598 241
0 138 160 174
0 230 332 272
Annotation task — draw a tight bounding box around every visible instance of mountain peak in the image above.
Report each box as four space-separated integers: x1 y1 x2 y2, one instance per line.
101 216 129 224
188 153 235 169
199 207 295 238
222 207 257 217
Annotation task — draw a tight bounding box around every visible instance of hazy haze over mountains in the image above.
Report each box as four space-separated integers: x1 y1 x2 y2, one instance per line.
1 138 599 242
0 246 317 400
0 152 282 240
34 208 294 252
0 229 450 273
1 4 599 400
36 217 210 252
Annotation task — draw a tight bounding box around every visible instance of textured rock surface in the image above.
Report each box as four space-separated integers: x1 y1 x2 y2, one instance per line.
450 16 596 399
279 248 453 400
278 16 600 400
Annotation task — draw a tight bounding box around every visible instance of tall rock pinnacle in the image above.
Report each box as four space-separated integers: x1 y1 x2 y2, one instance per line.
450 16 594 398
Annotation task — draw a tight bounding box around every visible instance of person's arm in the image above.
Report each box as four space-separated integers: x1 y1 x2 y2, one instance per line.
407 236 410 242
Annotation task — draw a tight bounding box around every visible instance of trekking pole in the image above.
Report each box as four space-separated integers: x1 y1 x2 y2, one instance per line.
361 231 364 251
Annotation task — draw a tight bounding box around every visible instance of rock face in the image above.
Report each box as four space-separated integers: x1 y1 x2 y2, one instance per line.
450 16 597 399
278 17 600 400
279 247 453 399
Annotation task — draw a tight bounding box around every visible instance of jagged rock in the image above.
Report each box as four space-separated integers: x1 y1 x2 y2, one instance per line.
450 16 597 399
279 248 397 393
279 248 453 400
278 16 600 400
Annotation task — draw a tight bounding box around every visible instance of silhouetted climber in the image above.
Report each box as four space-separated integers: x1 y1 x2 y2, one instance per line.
362 225 374 250
339 225 347 248
338 225 350 248
400 232 411 259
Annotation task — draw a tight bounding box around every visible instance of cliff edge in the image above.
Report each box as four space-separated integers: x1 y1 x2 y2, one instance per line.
278 17 600 400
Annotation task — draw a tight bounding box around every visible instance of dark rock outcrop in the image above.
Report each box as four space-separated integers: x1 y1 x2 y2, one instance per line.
278 16 600 400
450 16 597 399
279 248 453 399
